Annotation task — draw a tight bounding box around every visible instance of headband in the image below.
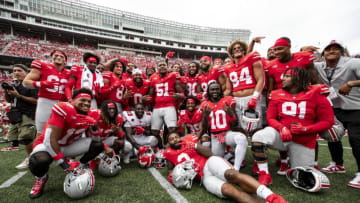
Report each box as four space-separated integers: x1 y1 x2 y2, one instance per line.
115 62 123 67
51 51 66 59
273 38 290 47
107 103 115 108
132 69 143 75
86 56 98 63
200 56 211 62
74 93 92 100
187 98 196 103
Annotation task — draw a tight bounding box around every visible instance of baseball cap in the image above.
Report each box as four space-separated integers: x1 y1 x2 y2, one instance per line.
323 40 344 51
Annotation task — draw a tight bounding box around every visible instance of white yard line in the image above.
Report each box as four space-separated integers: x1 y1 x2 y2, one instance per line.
148 167 189 203
0 171 27 189
318 143 352 150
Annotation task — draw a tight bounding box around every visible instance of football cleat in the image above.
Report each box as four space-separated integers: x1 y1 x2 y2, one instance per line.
277 162 289 176
138 145 155 168
348 172 360 189
172 160 198 190
1 146 20 151
98 154 121 177
64 168 95 199
320 162 345 174
258 171 272 186
153 149 167 168
29 174 48 199
16 157 29 169
266 193 287 203
286 166 330 192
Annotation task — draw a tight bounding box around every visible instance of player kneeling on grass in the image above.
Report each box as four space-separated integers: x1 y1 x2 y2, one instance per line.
28 88 115 199
88 100 131 167
164 132 286 203
251 67 334 187
123 103 158 163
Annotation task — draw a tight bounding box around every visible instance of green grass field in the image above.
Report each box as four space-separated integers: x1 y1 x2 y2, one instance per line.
0 136 358 203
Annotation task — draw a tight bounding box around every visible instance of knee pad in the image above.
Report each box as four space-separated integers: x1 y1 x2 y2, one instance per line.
29 151 52 177
19 139 33 145
149 137 158 147
251 144 267 161
234 134 248 146
123 141 133 153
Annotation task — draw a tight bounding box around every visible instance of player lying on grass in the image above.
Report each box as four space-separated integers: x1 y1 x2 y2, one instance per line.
164 132 286 203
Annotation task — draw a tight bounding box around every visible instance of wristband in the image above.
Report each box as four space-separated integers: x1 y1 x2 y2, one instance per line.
32 81 41 88
104 144 109 150
228 114 236 121
252 91 260 98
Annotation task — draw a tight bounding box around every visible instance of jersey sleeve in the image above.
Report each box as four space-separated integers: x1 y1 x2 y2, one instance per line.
177 110 186 125
250 51 262 64
309 95 335 132
48 106 67 129
123 111 132 127
30 60 44 70
117 114 124 126
266 94 283 131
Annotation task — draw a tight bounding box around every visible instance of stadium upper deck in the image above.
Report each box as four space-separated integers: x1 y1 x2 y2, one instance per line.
0 0 250 56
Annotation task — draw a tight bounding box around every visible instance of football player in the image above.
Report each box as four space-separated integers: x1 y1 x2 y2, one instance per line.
224 39 265 132
123 103 157 163
124 69 152 110
65 52 104 108
180 62 199 98
200 82 248 171
28 88 115 199
251 67 334 186
23 50 71 138
164 132 286 203
148 60 184 148
122 61 147 80
196 56 227 101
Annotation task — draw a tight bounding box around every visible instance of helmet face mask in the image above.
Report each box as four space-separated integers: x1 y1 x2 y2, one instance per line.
172 160 198 190
98 154 122 177
153 149 167 168
286 166 330 192
241 108 261 133
319 117 345 142
138 145 155 168
64 168 95 199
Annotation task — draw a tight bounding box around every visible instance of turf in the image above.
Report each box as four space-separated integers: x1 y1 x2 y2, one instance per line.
0 136 358 203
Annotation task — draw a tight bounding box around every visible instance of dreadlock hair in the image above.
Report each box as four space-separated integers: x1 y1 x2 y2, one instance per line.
189 61 200 76
283 67 310 93
100 100 119 126
206 81 224 101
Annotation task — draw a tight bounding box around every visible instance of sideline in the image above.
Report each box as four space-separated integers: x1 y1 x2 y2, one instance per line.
148 167 189 203
0 171 27 189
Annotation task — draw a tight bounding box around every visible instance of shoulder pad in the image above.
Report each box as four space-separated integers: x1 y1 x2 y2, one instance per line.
30 60 43 70
52 102 75 119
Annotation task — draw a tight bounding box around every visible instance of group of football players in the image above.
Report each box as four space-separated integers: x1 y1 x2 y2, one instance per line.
3 35 360 202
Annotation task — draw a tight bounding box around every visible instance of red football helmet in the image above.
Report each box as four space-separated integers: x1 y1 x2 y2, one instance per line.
138 145 155 168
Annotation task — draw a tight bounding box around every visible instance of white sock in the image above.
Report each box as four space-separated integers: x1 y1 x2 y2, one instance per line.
281 159 288 163
258 162 269 173
256 185 273 200
314 161 318 166
233 140 247 171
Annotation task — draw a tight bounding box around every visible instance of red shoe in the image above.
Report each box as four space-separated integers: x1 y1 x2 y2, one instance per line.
29 175 48 199
1 146 20 151
252 161 259 176
258 171 272 186
320 162 346 174
277 162 289 175
266 193 287 203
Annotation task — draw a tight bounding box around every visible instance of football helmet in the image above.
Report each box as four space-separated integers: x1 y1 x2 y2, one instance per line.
153 149 167 168
286 166 330 192
138 145 155 168
241 108 261 133
98 155 121 177
319 117 345 142
64 168 95 199
172 160 198 190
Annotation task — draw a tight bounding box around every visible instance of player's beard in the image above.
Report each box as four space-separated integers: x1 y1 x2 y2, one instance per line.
170 141 182 150
200 64 210 72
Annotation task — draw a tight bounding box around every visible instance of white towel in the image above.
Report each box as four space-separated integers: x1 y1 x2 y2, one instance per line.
80 65 104 91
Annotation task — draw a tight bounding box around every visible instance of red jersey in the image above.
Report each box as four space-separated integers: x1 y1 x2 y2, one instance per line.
261 57 272 91
180 73 198 97
164 136 207 179
30 60 71 101
150 72 180 109
224 52 261 92
124 78 151 107
267 87 334 148
197 66 224 92
178 109 202 134
33 102 93 147
102 71 126 103
200 96 236 133
267 52 315 89
87 109 124 141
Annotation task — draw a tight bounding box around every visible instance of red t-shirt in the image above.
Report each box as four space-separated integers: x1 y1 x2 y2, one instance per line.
200 96 236 133
267 52 315 89
224 52 261 92
87 109 124 140
124 78 151 107
197 66 224 92
180 73 199 97
30 60 71 101
150 72 180 109
267 87 334 148
178 109 202 134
